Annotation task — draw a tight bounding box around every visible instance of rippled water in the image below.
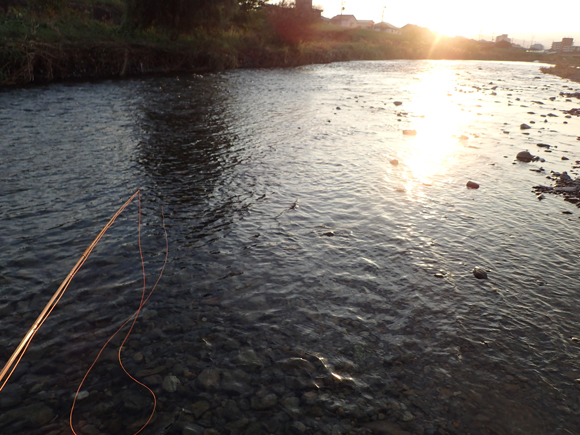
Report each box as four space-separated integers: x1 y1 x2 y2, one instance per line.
1 61 580 435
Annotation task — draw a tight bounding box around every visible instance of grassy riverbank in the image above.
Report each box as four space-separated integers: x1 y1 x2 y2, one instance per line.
0 0 565 86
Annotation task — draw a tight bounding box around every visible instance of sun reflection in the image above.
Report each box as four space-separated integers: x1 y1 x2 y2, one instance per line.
396 65 473 193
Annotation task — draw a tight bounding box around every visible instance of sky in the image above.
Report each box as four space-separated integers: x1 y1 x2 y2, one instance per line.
307 0 580 48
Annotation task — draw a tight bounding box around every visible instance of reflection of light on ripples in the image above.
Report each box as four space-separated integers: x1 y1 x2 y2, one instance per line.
400 66 473 193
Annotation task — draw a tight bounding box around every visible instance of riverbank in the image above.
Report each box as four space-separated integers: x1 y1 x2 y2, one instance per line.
540 63 580 83
0 1 565 87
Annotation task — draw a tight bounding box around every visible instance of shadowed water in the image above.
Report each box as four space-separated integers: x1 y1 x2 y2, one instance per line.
1 61 579 435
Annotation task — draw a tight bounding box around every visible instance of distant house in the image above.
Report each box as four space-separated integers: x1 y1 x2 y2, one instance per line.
330 15 358 28
530 43 544 51
356 20 375 30
374 22 402 35
496 34 511 43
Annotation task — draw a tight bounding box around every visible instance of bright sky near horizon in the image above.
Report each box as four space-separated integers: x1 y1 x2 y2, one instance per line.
307 0 580 48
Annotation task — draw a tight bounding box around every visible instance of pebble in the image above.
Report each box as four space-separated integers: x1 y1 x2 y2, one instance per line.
390 159 399 166
162 375 180 392
472 267 488 279
197 368 221 390
520 123 531 130
403 129 417 136
466 181 479 189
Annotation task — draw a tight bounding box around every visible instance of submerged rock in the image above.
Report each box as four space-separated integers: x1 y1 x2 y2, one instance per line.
466 181 480 189
162 375 180 392
520 123 531 130
403 129 417 136
472 267 488 279
390 159 399 166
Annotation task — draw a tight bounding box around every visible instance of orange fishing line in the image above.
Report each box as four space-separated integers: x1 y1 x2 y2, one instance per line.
70 193 169 435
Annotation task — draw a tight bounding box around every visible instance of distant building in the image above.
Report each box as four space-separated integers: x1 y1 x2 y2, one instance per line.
330 14 358 28
356 20 375 30
530 43 544 51
551 38 580 54
496 34 511 43
374 22 402 34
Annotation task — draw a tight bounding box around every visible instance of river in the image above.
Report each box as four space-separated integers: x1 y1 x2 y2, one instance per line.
1 60 579 435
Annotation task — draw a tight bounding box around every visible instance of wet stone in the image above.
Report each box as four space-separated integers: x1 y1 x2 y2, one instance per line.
183 423 204 435
235 348 264 372
251 393 278 410
197 368 220 390
302 391 319 405
0 402 54 429
192 400 211 419
0 384 25 408
516 150 534 162
162 375 180 392
291 420 308 433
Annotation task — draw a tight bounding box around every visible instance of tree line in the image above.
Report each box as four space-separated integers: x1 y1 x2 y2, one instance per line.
124 0 266 35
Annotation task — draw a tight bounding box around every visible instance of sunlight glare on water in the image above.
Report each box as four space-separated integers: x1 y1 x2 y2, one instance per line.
400 66 473 193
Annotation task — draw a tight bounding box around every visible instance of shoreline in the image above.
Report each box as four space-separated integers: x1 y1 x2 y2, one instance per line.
0 40 563 88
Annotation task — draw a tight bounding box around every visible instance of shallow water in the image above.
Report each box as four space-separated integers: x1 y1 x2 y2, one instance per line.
1 61 580 435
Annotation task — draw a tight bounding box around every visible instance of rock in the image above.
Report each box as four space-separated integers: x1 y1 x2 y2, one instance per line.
459 135 469 140
192 400 211 418
0 384 25 408
401 411 415 422
394 101 403 106
76 391 90 401
251 393 277 410
403 129 417 136
278 357 316 375
81 425 100 435
520 123 531 130
537 194 545 200
235 348 263 372
302 391 318 405
183 423 205 435
0 403 54 429
245 422 262 435
473 267 488 279
221 369 250 395
291 421 308 433
434 273 445 278
162 375 180 392
390 159 399 166
537 143 550 148
322 231 335 237
197 368 220 390
516 150 534 162
466 181 479 189
365 421 412 435
282 396 300 411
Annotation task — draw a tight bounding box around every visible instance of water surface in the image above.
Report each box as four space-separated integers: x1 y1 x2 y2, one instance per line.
1 60 580 435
